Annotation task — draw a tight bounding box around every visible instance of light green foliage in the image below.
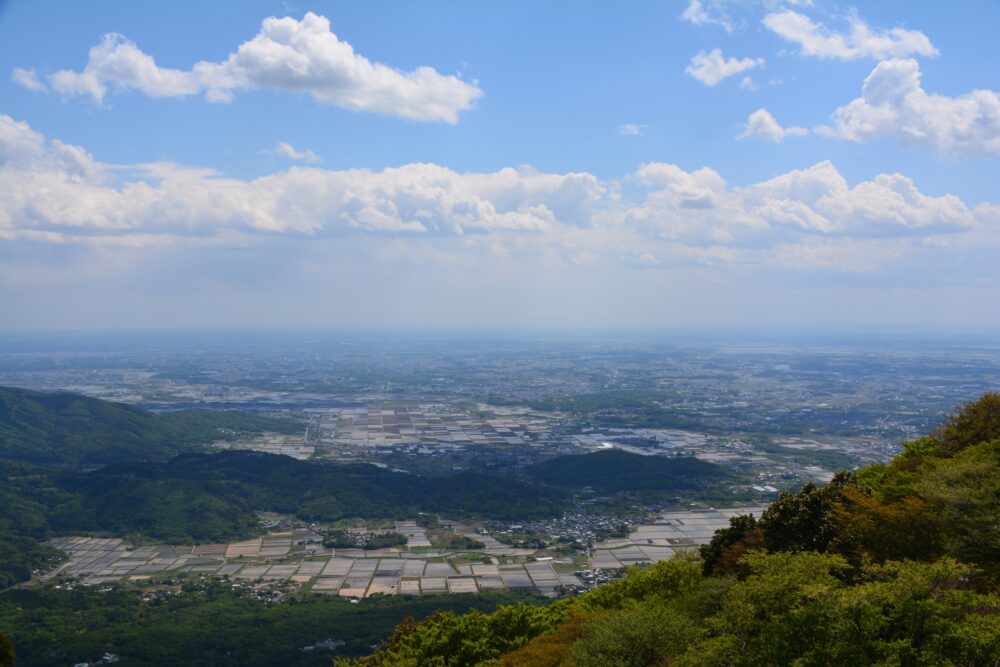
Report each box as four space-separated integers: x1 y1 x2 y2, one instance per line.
576 559 702 612
929 391 1000 454
569 604 699 667
678 555 1000 666
340 602 570 667
900 435 942 460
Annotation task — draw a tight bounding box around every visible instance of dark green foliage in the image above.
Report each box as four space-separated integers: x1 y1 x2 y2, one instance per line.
527 450 722 494
0 585 540 667
431 535 486 551
0 460 68 588
0 632 12 667
916 438 1000 569
4 451 567 548
324 531 408 550
757 472 855 554
0 534 64 590
88 451 565 536
0 385 299 466
698 514 762 576
929 391 1000 454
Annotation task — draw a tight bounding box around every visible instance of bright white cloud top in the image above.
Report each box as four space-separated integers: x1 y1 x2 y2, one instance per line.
18 13 482 123
763 10 938 61
820 59 1000 158
685 48 764 86
739 109 809 142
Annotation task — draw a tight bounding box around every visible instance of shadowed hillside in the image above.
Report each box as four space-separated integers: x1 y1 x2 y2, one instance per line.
0 386 299 466
528 449 724 494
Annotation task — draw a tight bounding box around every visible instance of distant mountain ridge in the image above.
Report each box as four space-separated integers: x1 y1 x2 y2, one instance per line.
0 385 299 466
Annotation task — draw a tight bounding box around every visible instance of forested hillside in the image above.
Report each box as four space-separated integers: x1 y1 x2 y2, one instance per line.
0 387 302 588
528 449 723 494
0 386 299 466
0 450 569 588
0 388 573 590
338 393 1000 666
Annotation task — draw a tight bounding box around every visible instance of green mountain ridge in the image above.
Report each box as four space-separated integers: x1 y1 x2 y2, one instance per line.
0 385 299 466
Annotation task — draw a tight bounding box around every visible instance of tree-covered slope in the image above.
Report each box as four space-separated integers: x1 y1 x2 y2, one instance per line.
0 450 570 578
0 386 299 465
528 449 723 494
52 451 568 543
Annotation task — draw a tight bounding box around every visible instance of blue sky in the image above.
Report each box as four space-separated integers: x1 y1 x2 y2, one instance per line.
1 1 999 331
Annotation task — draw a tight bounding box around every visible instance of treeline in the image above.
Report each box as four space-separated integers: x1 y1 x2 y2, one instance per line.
337 393 1000 666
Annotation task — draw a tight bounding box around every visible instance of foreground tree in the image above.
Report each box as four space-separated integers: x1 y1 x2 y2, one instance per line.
0 633 13 667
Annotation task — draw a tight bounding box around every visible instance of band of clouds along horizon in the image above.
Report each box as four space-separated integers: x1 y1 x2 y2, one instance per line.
2 113 998 278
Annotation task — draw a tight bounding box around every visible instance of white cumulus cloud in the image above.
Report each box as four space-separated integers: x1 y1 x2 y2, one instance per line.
685 48 764 87
11 68 47 92
680 0 734 33
763 10 938 61
273 142 320 163
618 124 647 136
34 13 482 123
821 59 1000 158
738 108 809 142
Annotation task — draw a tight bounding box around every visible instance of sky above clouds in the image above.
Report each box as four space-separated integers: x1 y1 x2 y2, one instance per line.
1 1 999 332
